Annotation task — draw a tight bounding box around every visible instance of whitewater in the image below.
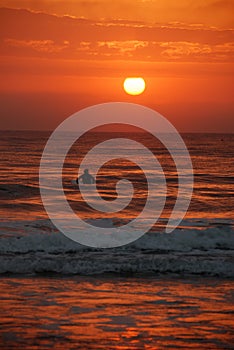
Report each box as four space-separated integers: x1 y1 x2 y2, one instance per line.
0 218 233 276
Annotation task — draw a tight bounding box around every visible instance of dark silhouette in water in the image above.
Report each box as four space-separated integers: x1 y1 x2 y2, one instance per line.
76 169 95 184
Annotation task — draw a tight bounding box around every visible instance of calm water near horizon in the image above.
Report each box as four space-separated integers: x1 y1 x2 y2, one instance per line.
0 131 233 349
1 131 233 221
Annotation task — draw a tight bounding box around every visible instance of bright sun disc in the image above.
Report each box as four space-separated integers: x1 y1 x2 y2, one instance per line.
123 77 146 96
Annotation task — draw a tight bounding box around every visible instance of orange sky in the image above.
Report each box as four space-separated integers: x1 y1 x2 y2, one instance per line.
0 0 233 131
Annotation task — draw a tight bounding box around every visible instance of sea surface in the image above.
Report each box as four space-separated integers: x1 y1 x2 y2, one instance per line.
1 131 233 222
0 276 233 350
0 131 233 349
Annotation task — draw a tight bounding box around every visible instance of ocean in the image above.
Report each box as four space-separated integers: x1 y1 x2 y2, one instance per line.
0 131 233 349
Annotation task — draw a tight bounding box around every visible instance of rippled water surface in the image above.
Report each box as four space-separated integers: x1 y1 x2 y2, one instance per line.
0 277 233 349
0 131 233 349
1 131 233 221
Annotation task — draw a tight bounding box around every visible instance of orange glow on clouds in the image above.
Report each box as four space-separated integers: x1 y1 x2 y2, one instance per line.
0 1 233 131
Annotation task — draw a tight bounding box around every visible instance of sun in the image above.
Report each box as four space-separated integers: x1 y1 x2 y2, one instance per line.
123 77 146 96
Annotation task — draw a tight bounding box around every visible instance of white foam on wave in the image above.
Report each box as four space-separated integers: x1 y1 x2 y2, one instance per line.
0 218 233 276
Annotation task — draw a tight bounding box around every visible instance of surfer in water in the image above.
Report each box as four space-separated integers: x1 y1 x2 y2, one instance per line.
76 169 95 184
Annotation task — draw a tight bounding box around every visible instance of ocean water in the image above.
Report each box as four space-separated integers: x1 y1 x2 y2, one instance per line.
1 131 233 222
0 130 233 274
0 131 233 349
0 276 233 350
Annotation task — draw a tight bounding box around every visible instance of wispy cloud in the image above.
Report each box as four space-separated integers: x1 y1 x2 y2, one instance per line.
0 8 233 62
4 39 70 53
159 41 234 61
0 0 233 27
